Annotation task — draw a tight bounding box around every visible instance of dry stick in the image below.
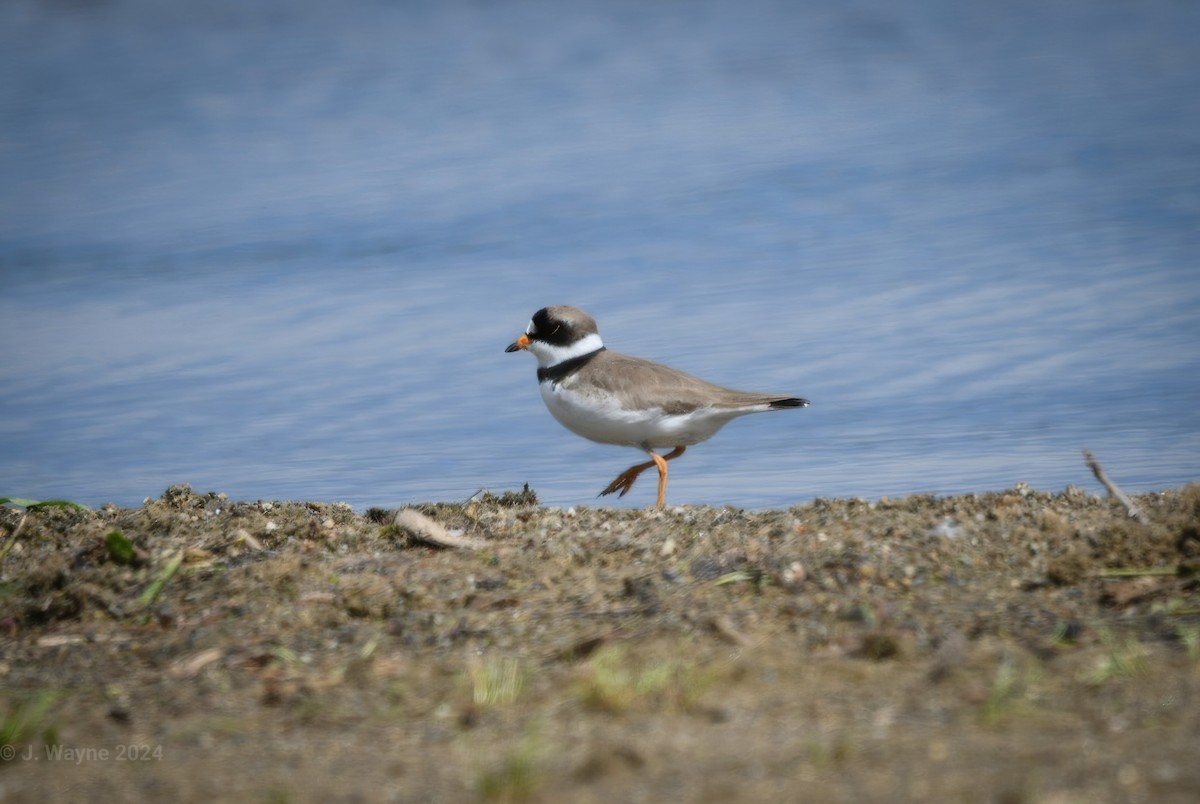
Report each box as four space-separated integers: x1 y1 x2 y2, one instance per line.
393 508 488 550
1084 449 1150 525
0 513 28 561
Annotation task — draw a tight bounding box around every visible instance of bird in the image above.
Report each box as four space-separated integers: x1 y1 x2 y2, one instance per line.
505 305 809 508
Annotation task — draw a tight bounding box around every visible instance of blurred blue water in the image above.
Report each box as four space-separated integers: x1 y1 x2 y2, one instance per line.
1 0 1197 509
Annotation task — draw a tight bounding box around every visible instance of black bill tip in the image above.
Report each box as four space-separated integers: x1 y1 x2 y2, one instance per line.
770 397 810 409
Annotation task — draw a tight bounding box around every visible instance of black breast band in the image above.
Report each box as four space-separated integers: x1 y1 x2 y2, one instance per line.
537 347 606 385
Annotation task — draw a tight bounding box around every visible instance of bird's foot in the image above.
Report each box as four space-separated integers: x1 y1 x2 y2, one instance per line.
598 463 652 498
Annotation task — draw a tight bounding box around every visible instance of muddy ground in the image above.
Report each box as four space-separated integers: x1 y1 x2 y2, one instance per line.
1 482 1198 802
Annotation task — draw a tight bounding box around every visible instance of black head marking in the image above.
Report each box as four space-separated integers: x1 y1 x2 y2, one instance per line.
529 307 576 347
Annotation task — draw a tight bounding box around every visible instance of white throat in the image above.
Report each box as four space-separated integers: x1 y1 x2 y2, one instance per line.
526 331 605 369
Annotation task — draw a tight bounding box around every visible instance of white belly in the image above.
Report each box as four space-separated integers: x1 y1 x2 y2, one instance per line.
539 382 747 449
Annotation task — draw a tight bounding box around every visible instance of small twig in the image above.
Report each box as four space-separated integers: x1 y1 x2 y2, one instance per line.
1084 450 1150 525
0 513 28 561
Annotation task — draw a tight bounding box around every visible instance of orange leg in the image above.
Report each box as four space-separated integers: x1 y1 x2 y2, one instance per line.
599 446 686 508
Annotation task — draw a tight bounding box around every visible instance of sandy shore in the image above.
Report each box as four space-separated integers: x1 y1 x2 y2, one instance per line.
1 483 1198 801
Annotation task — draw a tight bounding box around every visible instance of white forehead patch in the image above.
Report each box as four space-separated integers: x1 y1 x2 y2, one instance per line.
526 319 536 335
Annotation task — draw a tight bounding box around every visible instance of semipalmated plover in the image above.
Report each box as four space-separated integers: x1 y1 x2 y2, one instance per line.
506 305 809 508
